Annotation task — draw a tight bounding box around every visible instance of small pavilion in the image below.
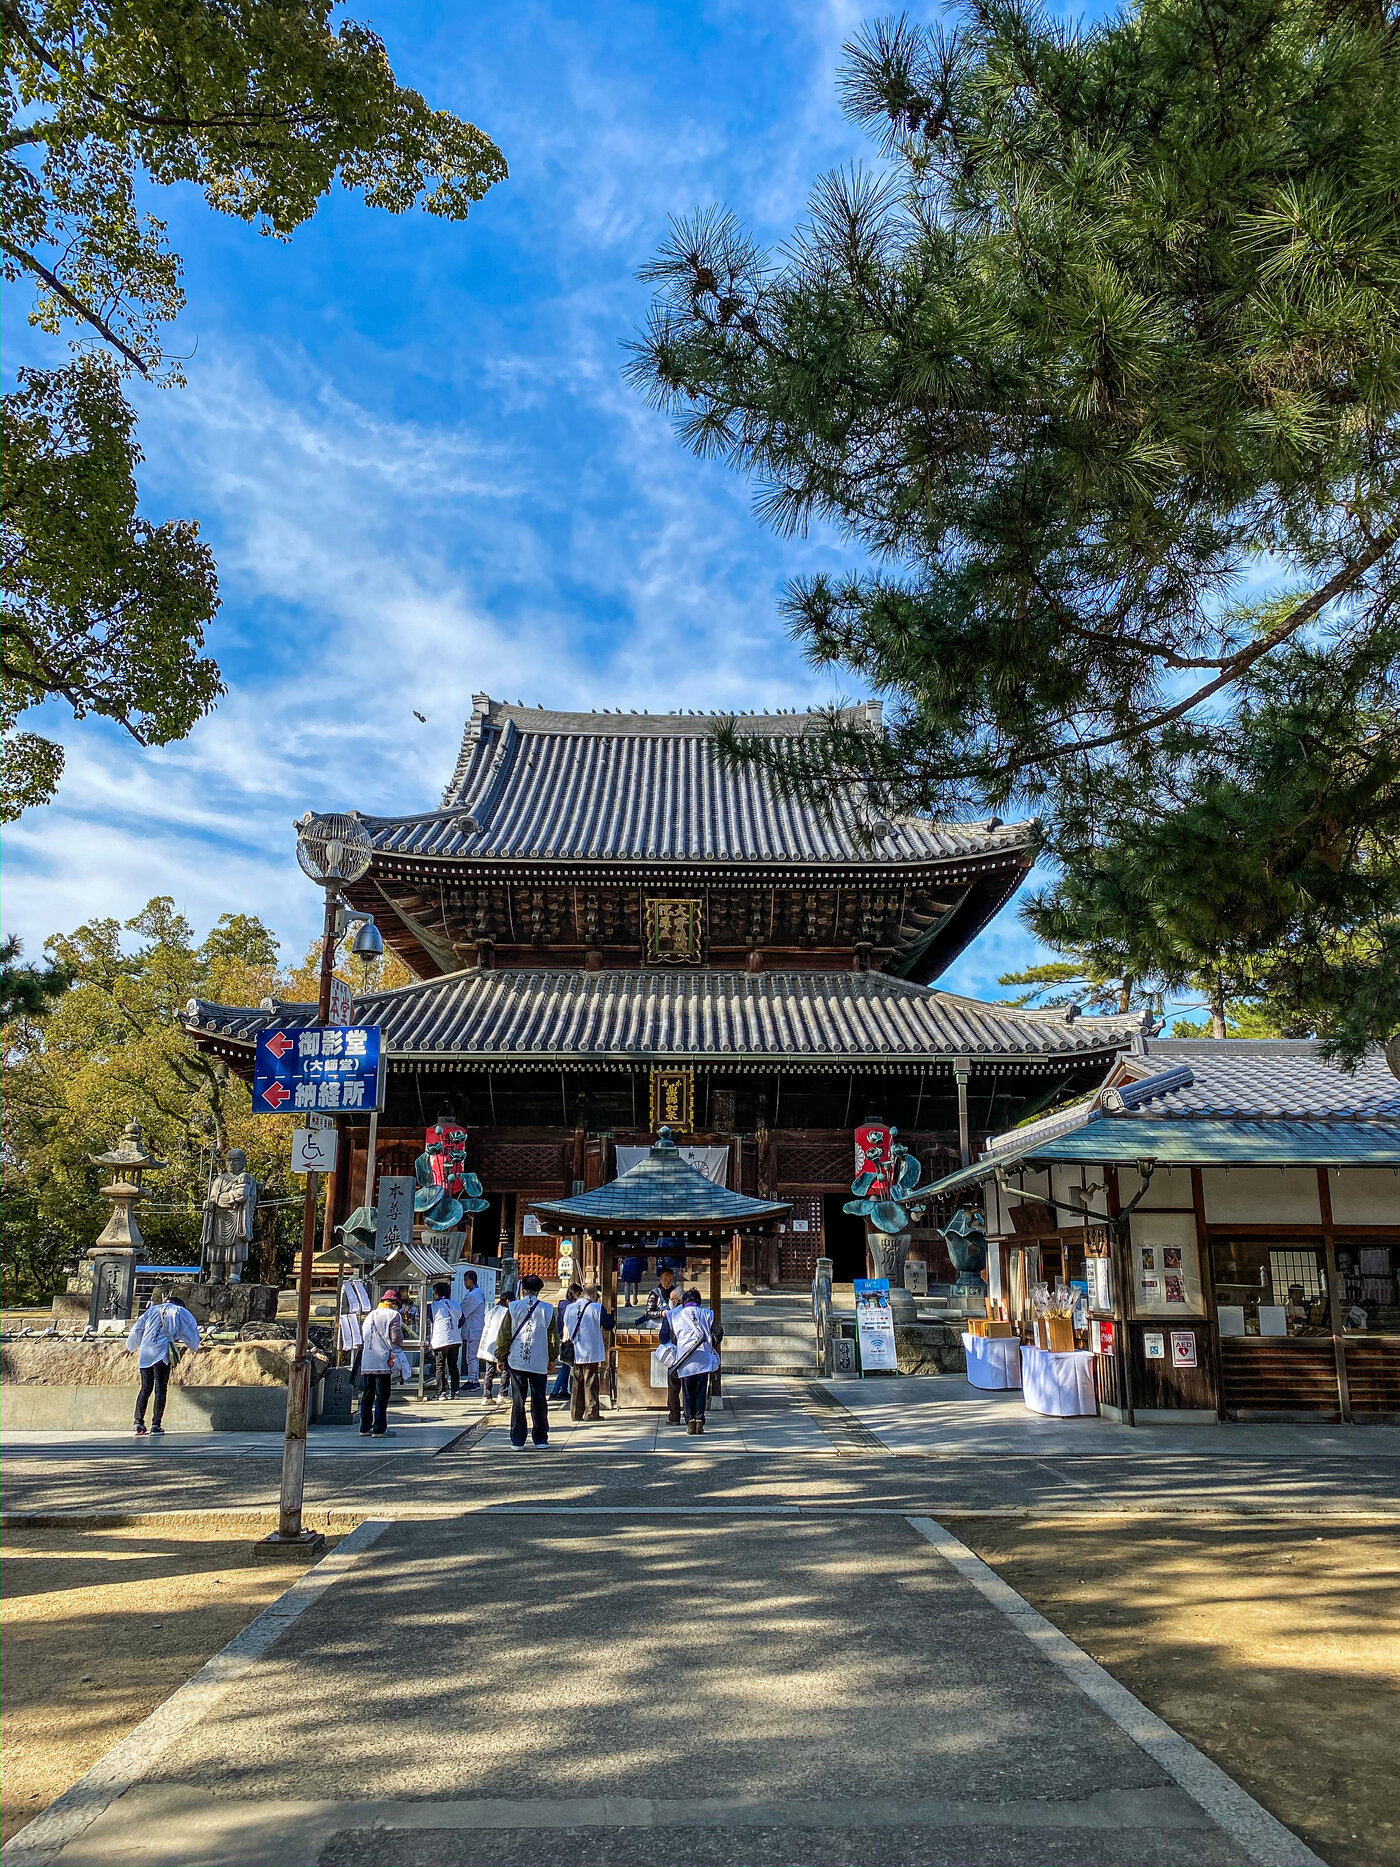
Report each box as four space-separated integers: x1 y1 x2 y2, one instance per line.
528 1129 790 1399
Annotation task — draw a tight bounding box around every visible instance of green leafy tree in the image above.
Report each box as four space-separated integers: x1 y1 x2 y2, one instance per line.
1 0 506 815
0 898 305 1300
1022 636 1400 1060
629 0 1400 822
1 359 222 819
0 932 69 1022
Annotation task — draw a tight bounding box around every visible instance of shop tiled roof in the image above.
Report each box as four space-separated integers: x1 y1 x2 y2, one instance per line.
184 969 1141 1070
349 697 1034 867
1130 1039 1400 1122
531 1134 790 1231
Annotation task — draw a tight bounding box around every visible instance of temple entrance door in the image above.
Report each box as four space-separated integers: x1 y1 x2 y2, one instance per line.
779 1196 822 1283
823 1194 866 1282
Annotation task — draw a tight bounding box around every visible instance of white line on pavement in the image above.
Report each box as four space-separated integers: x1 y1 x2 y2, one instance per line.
0 1519 391 1867
904 1514 1324 1867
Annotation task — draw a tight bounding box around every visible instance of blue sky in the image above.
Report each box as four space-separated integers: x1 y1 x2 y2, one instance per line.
4 0 1114 1005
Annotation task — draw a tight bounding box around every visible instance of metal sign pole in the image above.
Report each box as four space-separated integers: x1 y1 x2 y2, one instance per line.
260 891 338 1560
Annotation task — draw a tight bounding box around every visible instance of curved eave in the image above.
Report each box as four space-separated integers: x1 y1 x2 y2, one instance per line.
350 847 1035 888
183 1026 1130 1079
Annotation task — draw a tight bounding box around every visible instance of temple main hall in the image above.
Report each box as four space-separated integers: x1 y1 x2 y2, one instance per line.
185 697 1143 1285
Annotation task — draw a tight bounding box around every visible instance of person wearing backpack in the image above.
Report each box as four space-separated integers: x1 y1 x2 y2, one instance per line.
659 1288 722 1435
125 1285 201 1436
561 1282 613 1423
495 1274 558 1449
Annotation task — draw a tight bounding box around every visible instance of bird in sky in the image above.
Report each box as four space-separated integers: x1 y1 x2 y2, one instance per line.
413 711 427 723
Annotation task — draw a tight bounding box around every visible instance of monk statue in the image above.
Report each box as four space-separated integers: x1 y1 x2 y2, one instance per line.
200 1148 259 1283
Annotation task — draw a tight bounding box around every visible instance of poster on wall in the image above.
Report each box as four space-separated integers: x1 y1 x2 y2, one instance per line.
1143 1331 1166 1359
1085 1255 1113 1313
853 1278 899 1373
1129 1214 1205 1318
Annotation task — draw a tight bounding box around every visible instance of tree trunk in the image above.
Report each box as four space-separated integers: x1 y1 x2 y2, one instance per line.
1209 979 1227 1040
1118 975 1135 1015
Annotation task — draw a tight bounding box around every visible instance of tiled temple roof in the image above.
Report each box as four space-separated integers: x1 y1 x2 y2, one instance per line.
184 968 1141 1073
349 697 1034 868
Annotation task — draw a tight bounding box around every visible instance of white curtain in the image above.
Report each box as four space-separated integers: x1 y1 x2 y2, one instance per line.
615 1145 729 1186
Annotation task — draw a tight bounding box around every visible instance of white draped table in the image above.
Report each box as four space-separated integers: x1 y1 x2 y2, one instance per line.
961 1332 1022 1390
1019 1345 1098 1418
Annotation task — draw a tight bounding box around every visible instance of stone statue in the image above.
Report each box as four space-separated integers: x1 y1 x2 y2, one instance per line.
200 1148 259 1283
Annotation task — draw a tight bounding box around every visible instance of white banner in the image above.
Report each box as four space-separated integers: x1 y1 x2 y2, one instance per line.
615 1145 728 1185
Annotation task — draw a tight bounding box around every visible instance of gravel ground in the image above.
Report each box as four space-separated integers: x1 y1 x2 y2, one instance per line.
0 1523 334 1845
957 1515 1400 1867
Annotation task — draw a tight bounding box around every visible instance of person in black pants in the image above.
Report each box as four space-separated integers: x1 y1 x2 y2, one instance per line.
358 1289 403 1437
496 1274 558 1449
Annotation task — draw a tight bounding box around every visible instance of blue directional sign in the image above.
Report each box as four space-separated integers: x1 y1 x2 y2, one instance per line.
253 1025 383 1114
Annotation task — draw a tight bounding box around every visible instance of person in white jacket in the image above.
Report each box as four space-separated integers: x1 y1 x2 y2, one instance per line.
358 1290 404 1436
458 1269 486 1395
125 1287 201 1436
659 1288 722 1435
428 1280 464 1399
478 1289 511 1402
562 1284 613 1424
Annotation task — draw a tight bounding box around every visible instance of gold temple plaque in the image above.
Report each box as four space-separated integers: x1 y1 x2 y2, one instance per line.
644 897 703 965
650 1068 694 1133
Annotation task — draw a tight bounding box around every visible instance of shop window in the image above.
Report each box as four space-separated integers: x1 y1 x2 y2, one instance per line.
1335 1240 1400 1334
1213 1236 1328 1337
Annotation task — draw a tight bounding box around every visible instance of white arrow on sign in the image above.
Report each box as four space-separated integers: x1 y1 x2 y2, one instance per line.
291 1128 339 1175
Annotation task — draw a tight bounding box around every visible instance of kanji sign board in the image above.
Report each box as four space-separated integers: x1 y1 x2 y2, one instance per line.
253 1025 383 1114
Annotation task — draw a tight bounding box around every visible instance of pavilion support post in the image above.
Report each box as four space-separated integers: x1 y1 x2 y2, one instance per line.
709 1239 723 1399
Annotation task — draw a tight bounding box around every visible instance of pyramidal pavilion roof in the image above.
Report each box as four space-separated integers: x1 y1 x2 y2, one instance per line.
349 696 1035 868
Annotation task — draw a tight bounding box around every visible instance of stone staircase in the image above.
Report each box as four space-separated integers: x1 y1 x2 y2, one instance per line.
718 1300 817 1376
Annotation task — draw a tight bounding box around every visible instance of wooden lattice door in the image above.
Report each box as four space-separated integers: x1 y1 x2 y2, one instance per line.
778 1195 823 1283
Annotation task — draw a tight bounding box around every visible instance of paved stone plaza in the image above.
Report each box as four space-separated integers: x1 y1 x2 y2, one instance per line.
3 1373 1396 1867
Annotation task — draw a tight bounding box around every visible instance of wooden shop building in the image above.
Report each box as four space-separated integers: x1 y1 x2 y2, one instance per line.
928 1038 1400 1423
184 698 1144 1289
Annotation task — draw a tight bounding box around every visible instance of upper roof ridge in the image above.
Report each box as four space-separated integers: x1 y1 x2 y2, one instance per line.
453 695 886 743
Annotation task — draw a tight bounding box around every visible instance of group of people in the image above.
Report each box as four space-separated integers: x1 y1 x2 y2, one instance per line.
123 1264 721 1447
472 1267 722 1446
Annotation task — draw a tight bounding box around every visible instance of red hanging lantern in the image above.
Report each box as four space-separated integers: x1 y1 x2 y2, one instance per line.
425 1121 469 1198
854 1121 894 1196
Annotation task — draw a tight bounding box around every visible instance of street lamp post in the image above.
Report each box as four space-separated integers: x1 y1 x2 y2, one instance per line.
259 813 375 1559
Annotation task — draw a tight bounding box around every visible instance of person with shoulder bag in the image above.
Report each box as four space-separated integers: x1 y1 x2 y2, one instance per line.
125 1285 201 1436
562 1282 613 1423
497 1274 558 1449
659 1288 722 1434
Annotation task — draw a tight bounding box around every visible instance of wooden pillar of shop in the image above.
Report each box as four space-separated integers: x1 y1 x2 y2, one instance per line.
1318 1169 1353 1425
1190 1168 1226 1422
1104 1167 1136 1428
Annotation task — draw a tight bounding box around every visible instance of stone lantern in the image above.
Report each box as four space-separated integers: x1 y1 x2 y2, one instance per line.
85 1120 167 1326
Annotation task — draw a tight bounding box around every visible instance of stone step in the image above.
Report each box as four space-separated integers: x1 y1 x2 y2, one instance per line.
722 1355 813 1374
719 1319 814 1339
